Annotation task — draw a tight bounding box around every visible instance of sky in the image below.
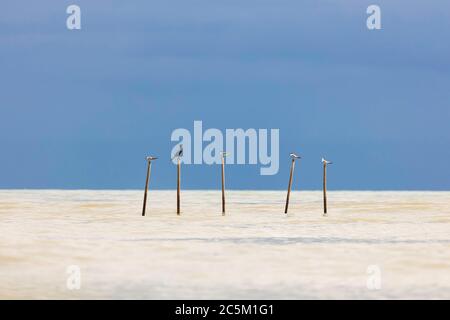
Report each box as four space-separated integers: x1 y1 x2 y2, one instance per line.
0 0 449 190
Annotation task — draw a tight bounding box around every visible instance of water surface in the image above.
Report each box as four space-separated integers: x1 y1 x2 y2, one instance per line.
0 190 449 299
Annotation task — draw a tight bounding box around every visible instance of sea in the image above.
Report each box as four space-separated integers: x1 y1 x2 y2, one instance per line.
0 190 449 299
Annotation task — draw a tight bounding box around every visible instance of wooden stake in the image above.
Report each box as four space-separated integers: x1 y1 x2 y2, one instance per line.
284 158 296 214
323 162 327 215
142 159 152 216
221 155 226 215
177 158 181 215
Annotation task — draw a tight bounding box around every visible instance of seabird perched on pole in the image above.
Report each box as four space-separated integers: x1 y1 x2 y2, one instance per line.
220 151 229 215
322 157 332 215
172 144 184 160
284 152 302 214
173 144 184 215
142 155 158 216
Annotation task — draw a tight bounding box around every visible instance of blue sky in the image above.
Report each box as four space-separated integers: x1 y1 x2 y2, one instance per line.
0 0 449 190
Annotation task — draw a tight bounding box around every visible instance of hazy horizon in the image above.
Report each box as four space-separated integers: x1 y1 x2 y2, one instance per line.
1 188 448 192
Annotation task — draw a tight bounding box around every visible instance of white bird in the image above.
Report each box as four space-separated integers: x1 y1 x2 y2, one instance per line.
322 157 332 164
172 144 183 160
290 153 301 159
146 156 158 161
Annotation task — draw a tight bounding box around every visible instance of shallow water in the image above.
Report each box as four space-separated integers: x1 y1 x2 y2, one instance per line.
0 190 449 299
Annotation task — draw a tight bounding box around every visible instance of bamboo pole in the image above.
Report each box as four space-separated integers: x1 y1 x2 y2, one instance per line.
142 159 152 216
221 154 226 215
284 158 296 214
323 161 327 215
177 158 181 215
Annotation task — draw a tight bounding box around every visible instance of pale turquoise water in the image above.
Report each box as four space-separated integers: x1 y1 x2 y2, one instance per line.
0 190 449 299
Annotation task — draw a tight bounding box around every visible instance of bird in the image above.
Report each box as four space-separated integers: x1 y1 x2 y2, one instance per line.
172 144 183 160
322 157 332 164
146 156 158 161
290 153 301 159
